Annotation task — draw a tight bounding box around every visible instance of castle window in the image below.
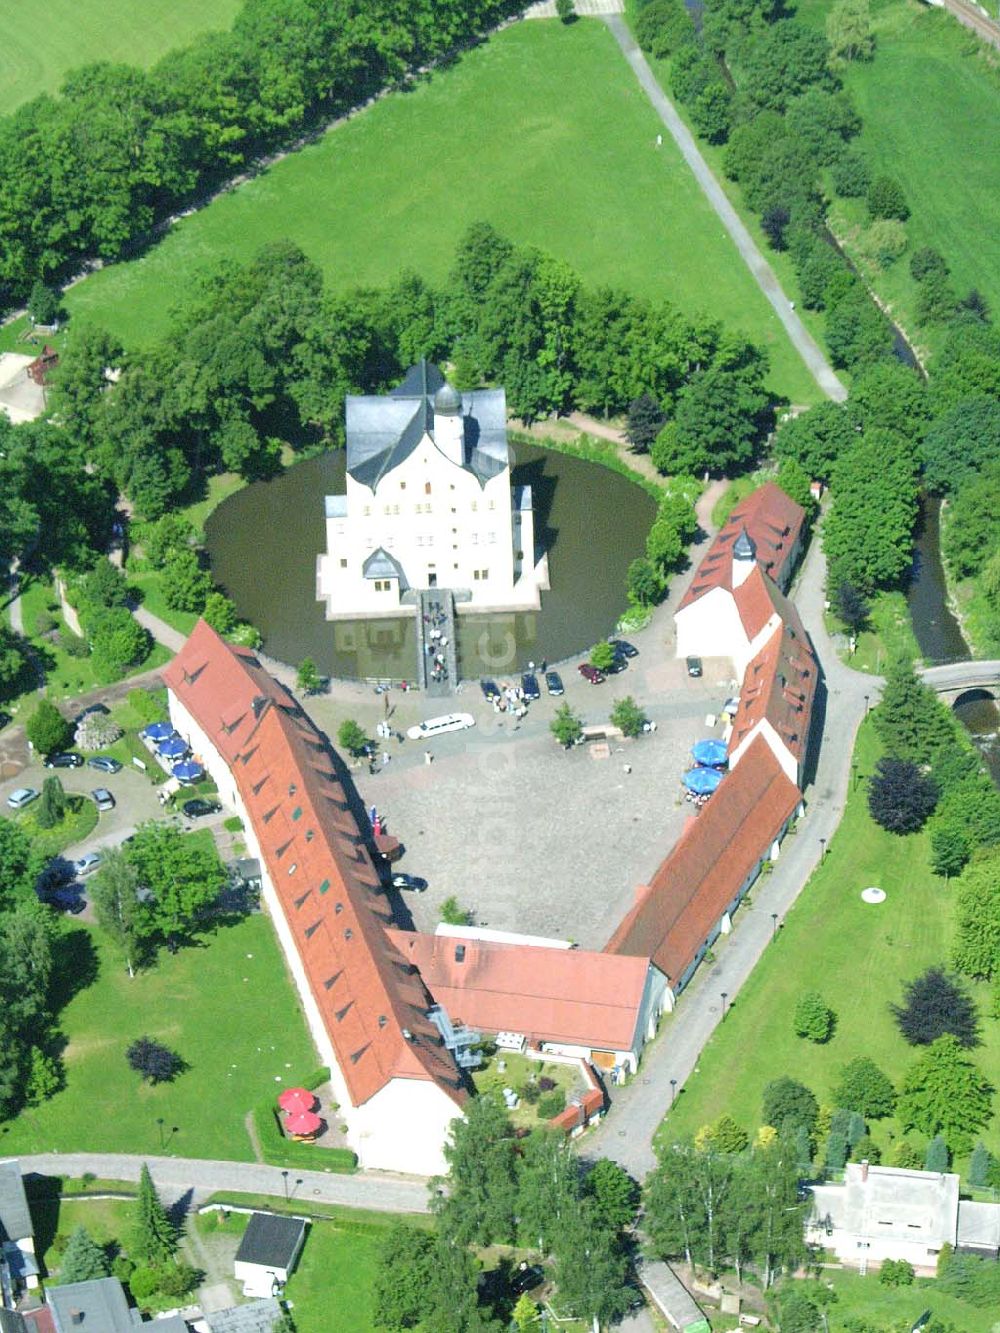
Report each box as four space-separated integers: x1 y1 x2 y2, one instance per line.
374 580 391 592
340 558 347 568
489 499 496 510
472 533 478 545
393 505 400 515
471 501 478 512
363 505 371 516
424 482 432 495
400 481 406 490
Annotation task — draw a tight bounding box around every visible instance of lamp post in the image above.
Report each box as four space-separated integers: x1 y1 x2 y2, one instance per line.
720 991 728 1019
156 1118 165 1151
820 836 827 860
670 1078 677 1107
771 912 778 941
864 694 870 716
282 1169 289 1202
852 760 859 792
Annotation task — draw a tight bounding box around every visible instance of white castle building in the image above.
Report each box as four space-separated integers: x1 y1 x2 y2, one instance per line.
317 362 545 618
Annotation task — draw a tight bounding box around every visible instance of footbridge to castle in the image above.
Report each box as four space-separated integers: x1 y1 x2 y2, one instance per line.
920 660 1000 706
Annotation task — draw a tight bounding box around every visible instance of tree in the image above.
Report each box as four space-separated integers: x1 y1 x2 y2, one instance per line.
793 992 835 1043
880 1258 914 1287
372 1224 437 1330
932 824 971 881
762 1077 818 1137
867 175 909 221
833 1057 896 1119
610 696 647 738
25 1046 60 1104
141 514 196 569
161 548 212 614
873 659 955 765
969 1141 993 1188
337 719 369 756
0 624 29 702
517 1128 579 1253
921 397 1000 495
124 823 226 944
823 430 919 595
892 967 979 1049
26 698 73 755
551 1200 632 1327
58 1225 111 1284
898 1035 993 1153
698 1114 749 1155
440 897 470 927
89 607 151 677
27 280 61 327
627 557 665 607
773 401 854 482
868 756 938 834
433 1095 519 1246
296 658 322 694
952 850 1000 979
131 1163 176 1265
942 462 1000 577
91 850 151 977
555 0 575 22
127 1036 184 1084
584 1159 640 1233
202 591 237 635
626 394 666 452
590 641 616 673
512 1293 539 1331
550 703 583 749
924 1135 949 1173
890 1139 923 1170
666 362 772 476
36 776 67 830
834 583 869 637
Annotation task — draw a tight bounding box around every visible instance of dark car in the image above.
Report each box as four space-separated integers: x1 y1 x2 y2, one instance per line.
511 1265 545 1297
521 673 541 702
610 638 639 659
87 755 123 774
479 678 501 702
390 873 428 892
686 656 704 678
49 890 86 915
45 752 84 769
607 653 628 674
578 663 606 685
183 798 222 820
545 671 564 696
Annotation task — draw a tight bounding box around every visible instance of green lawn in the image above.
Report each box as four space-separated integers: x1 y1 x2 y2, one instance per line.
0 0 240 115
64 20 818 406
831 589 922 675
655 721 1000 1174
283 1218 386 1333
31 1197 135 1278
0 916 319 1161
797 0 1000 362
826 1269 995 1333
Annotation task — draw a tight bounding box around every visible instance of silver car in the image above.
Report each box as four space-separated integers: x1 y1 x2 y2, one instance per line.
73 852 102 877
6 787 38 810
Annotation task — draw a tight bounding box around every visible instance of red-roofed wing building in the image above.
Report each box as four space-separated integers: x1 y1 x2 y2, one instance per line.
607 738 802 1004
163 621 466 1174
388 931 667 1075
675 483 806 676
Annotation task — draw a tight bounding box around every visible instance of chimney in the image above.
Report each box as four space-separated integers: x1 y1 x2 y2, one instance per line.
860 1159 869 1182
70 1311 84 1326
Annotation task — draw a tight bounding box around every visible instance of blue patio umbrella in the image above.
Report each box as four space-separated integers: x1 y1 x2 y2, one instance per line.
143 721 175 741
157 736 189 759
683 766 724 795
692 738 729 768
172 760 204 783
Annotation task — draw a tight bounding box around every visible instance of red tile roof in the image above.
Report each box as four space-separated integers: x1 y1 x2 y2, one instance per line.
732 564 778 641
387 931 650 1052
606 737 801 984
677 482 805 614
163 621 465 1110
728 595 817 766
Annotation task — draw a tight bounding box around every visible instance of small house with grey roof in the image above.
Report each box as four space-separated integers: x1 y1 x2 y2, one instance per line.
0 1161 38 1300
317 361 544 617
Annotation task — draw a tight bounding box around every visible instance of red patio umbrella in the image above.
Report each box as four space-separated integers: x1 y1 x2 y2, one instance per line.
277 1087 316 1115
284 1109 323 1137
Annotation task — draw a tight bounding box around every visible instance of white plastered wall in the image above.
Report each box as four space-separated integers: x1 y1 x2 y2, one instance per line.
675 587 748 663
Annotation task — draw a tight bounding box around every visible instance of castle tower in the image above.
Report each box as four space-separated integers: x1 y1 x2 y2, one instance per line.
732 526 757 588
432 381 465 466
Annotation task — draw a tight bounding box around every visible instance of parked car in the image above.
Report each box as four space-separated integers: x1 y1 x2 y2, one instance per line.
578 664 605 685
6 787 38 810
511 1265 545 1297
479 678 501 702
521 673 541 701
407 713 476 741
38 859 74 892
49 890 86 915
183 798 222 819
686 656 703 678
87 755 123 774
91 788 115 812
609 638 639 659
73 852 102 877
544 670 565 696
390 873 428 892
607 653 628 674
45 752 84 769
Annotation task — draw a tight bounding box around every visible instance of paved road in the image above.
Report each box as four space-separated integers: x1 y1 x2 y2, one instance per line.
16 1153 431 1215
942 0 1000 50
920 659 1000 693
584 513 881 1176
604 14 847 405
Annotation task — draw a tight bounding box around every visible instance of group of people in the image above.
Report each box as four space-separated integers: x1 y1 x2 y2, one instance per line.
423 602 450 685
492 683 527 718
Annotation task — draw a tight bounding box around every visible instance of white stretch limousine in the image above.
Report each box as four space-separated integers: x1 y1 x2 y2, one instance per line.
406 713 476 742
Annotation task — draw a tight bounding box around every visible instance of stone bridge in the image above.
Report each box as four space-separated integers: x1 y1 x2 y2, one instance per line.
920 660 1000 706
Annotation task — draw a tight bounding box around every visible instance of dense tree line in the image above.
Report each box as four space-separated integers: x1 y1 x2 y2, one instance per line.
0 0 524 306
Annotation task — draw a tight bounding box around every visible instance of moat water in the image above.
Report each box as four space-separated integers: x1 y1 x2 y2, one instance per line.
204 442 656 681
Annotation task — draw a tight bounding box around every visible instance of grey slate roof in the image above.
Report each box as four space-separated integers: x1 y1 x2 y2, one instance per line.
362 547 405 582
0 1161 32 1242
144 1318 188 1332
234 1213 306 1270
346 360 508 491
0 1311 30 1333
205 1300 285 1333
733 527 756 561
48 1276 141 1331
957 1200 1000 1251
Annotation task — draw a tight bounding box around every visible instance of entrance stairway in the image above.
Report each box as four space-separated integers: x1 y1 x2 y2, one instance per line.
416 589 458 696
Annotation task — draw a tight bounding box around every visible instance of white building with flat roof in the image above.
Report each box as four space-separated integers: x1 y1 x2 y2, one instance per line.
317 361 543 618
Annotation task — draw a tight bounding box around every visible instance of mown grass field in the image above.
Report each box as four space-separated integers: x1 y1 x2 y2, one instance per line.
0 917 319 1161
0 0 241 115
64 19 819 406
797 0 1000 360
656 722 1000 1174
825 1269 995 1333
